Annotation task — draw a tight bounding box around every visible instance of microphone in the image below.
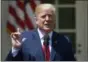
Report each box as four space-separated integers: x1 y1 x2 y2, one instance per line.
43 34 50 46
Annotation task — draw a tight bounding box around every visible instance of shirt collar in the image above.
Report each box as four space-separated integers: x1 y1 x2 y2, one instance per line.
37 28 53 40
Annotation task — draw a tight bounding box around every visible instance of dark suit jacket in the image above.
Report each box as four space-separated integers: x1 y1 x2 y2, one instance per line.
6 29 76 61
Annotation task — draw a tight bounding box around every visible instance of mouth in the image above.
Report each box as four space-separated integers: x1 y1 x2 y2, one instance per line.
44 24 51 28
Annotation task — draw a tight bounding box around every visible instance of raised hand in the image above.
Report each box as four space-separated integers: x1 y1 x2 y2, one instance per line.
10 28 22 49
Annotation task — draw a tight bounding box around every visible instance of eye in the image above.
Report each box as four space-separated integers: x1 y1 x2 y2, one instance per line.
41 15 46 18
48 14 53 18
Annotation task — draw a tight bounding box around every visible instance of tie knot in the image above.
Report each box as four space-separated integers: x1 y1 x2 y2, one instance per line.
43 34 50 46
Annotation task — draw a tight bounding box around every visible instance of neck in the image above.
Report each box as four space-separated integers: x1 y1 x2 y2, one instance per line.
38 28 52 34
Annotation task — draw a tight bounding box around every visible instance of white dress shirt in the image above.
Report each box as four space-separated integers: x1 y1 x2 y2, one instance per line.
37 28 53 52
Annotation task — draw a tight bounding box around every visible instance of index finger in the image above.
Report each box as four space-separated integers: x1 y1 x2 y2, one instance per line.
17 28 23 33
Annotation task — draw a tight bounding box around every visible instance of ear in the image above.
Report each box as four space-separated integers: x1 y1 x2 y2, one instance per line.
34 16 38 24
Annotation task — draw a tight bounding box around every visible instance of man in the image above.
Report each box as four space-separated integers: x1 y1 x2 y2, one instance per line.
6 3 76 61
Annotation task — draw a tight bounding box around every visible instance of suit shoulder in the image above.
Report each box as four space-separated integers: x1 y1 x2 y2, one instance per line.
54 31 71 43
22 30 34 34
21 30 35 37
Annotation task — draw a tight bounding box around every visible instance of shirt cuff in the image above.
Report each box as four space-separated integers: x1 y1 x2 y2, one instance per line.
12 47 20 57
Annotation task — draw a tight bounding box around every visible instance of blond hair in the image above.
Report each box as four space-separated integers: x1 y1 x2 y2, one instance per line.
35 3 56 15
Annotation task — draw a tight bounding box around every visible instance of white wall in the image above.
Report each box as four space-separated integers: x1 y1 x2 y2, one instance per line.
1 1 11 61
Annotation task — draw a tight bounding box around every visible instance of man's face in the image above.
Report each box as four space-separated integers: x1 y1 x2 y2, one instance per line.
35 8 56 32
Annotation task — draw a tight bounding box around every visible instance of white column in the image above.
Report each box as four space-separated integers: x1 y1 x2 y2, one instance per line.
76 1 88 61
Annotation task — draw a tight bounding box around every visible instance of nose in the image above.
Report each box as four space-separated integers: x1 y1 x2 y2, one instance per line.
45 15 50 21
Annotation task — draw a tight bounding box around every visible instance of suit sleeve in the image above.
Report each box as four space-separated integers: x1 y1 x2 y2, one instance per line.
63 36 76 61
5 49 23 61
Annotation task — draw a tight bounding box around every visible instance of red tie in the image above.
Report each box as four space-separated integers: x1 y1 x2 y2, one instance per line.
43 43 50 61
43 34 50 61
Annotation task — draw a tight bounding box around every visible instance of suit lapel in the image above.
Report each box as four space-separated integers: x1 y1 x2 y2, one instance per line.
50 32 58 60
33 30 45 60
50 47 56 60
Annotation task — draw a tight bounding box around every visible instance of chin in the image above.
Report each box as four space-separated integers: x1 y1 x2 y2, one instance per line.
43 28 52 33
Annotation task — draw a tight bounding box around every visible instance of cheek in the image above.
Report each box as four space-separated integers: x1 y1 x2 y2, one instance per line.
36 17 45 26
36 18 41 24
36 20 44 26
